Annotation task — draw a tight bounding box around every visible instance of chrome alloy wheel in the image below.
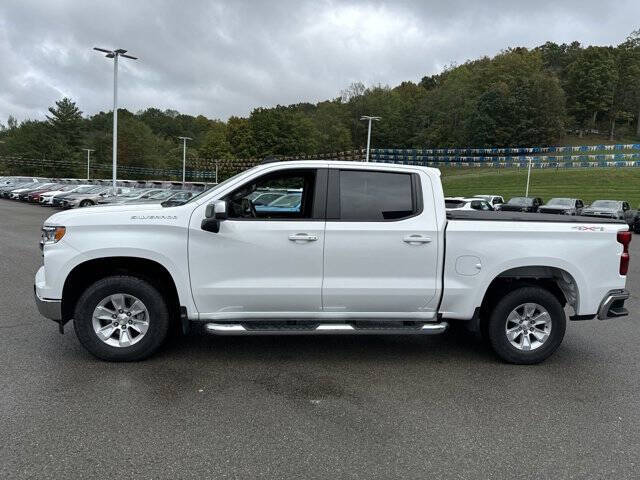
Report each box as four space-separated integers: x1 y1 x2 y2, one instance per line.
91 294 150 348
505 302 552 351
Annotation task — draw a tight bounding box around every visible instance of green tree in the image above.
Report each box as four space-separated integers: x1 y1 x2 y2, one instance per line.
565 47 618 135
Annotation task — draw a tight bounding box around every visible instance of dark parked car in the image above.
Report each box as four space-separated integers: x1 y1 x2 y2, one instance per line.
500 196 543 212
538 198 584 215
582 200 636 227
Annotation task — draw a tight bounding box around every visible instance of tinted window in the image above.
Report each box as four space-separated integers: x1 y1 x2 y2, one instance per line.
339 171 415 221
225 169 315 219
471 200 492 211
445 199 465 209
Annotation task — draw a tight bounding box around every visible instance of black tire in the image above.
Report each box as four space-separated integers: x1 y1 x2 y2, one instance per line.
79 199 93 207
73 275 170 361
487 286 566 364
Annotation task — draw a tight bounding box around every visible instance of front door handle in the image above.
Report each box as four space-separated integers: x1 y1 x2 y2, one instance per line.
403 234 432 244
289 233 318 242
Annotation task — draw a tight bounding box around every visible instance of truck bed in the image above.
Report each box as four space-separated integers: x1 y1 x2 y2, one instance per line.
446 210 626 224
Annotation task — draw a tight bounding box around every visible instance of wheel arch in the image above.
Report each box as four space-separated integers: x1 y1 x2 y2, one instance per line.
61 257 182 325
478 265 579 330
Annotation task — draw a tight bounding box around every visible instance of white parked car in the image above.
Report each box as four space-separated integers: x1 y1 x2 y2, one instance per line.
445 197 494 211
474 195 505 210
35 161 630 364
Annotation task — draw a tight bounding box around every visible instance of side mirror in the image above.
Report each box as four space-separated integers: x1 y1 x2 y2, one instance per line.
201 200 227 233
205 200 227 220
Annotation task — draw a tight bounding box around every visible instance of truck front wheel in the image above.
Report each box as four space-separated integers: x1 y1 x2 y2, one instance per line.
73 275 170 361
487 286 566 364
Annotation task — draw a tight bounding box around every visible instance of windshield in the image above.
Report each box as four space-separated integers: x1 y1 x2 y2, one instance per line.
547 198 573 206
591 200 619 209
119 189 150 198
507 197 532 206
445 200 465 208
148 190 174 200
73 186 97 194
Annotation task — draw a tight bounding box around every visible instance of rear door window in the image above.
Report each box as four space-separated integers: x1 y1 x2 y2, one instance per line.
337 170 417 221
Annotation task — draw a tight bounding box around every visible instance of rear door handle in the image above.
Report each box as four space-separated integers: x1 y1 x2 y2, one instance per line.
403 234 432 244
289 233 318 242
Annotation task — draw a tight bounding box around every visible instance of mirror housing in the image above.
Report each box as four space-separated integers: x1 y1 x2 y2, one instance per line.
205 200 227 219
201 217 220 233
202 200 227 233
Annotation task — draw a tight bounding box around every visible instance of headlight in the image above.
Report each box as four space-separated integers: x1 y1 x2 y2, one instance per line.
40 226 66 249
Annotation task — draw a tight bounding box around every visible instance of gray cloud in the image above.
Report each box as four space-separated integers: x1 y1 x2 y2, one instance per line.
1 0 638 123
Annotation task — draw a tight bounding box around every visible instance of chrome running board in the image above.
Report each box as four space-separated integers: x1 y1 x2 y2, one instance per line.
204 321 448 336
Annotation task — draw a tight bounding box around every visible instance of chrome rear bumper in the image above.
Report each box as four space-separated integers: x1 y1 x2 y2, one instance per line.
597 289 629 320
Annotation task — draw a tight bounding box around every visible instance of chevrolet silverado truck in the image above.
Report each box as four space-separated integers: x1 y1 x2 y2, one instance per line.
34 161 631 364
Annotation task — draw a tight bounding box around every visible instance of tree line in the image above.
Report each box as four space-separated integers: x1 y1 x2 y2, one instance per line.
1 31 639 178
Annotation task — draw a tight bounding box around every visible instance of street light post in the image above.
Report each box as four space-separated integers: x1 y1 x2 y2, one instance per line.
82 148 95 180
360 116 381 162
525 157 532 197
178 136 192 183
93 47 138 194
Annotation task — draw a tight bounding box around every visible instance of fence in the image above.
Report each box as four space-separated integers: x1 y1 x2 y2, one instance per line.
369 144 640 168
3 144 640 181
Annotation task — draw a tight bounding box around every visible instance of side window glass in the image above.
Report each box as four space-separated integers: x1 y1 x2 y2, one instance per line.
225 169 315 220
339 170 415 221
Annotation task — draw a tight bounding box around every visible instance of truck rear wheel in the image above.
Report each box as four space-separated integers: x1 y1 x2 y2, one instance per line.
73 275 170 361
487 286 566 364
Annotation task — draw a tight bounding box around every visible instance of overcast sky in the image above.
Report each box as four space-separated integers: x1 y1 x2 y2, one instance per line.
1 0 638 123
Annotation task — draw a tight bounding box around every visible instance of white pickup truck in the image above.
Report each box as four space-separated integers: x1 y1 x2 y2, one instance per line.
35 161 631 364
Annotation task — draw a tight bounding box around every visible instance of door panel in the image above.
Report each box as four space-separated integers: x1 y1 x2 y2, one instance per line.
188 167 326 318
322 170 439 316
189 219 325 316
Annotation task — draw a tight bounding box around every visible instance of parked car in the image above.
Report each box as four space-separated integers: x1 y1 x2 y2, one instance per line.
474 195 504 210
538 198 584 215
39 185 91 205
124 190 196 207
250 191 287 206
500 197 543 212
27 184 64 203
0 181 38 198
36 161 630 365
59 186 117 208
13 182 56 200
51 185 100 207
254 192 302 213
581 200 636 227
445 197 494 211
97 188 165 205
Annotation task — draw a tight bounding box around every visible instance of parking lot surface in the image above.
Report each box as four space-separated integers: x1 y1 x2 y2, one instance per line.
1 200 640 479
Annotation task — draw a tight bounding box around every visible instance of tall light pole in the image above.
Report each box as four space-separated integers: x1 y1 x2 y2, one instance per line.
82 148 95 180
178 136 192 183
525 157 532 197
93 47 138 193
360 116 381 162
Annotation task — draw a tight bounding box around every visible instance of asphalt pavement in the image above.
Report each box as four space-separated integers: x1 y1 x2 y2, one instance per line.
1 200 639 479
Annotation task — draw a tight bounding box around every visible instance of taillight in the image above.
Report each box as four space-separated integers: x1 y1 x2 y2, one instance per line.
617 230 632 275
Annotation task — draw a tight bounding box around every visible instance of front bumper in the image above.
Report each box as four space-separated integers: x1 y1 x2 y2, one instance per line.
597 289 629 320
34 285 61 321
